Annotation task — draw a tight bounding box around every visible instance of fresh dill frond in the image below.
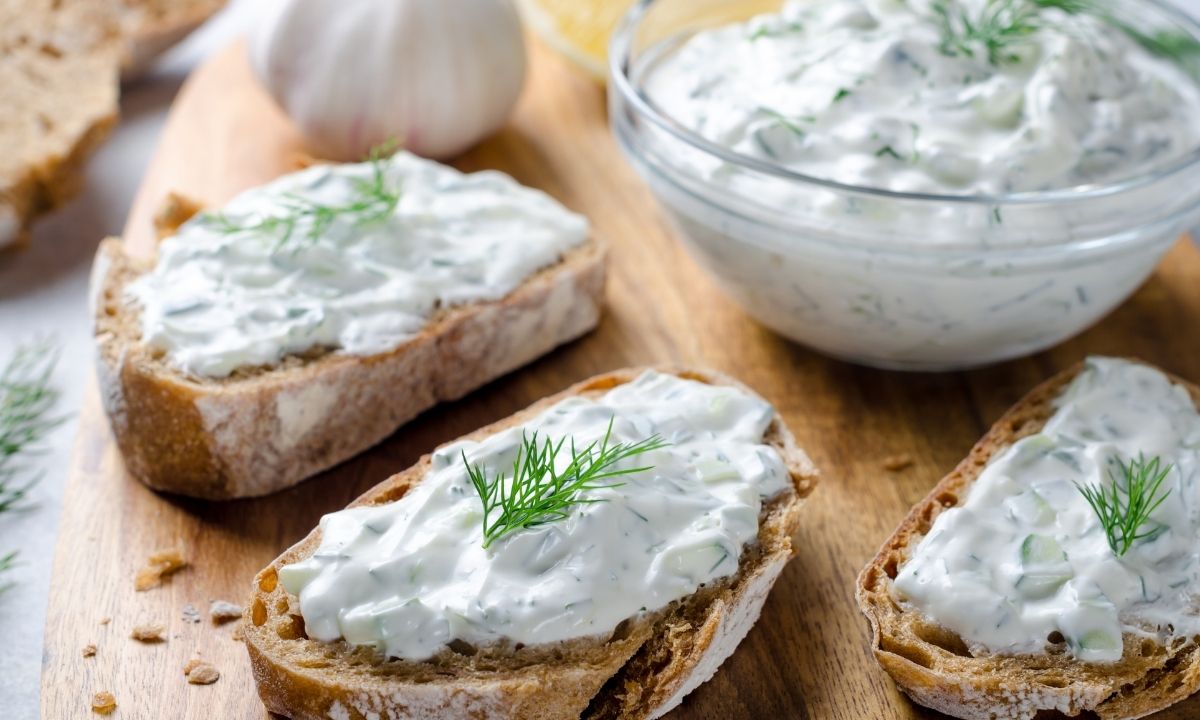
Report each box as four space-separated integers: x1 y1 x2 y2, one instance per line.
0 339 63 515
1075 453 1173 557
464 419 668 549
206 141 402 253
931 0 1043 65
933 0 1200 73
0 340 63 588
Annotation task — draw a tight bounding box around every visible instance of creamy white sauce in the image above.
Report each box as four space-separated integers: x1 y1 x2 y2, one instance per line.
894 357 1200 663
647 0 1200 195
279 371 790 661
128 152 588 378
619 0 1200 369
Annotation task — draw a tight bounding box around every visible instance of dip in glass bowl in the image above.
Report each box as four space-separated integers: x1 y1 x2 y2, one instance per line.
609 0 1200 370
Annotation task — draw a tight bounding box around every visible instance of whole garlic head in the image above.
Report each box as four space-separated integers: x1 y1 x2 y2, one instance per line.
249 0 527 161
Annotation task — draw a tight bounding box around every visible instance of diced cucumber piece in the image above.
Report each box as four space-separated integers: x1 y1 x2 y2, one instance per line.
695 458 741 484
1015 572 1070 599
1021 534 1067 565
1077 628 1121 653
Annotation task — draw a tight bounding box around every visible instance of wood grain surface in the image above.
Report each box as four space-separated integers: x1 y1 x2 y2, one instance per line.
40 38 1200 720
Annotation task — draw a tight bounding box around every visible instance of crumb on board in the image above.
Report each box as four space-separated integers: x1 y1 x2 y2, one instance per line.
231 623 244 642
184 659 220 685
99 617 111 625
91 691 117 714
134 548 188 591
182 604 202 624
209 600 242 624
131 622 166 642
883 453 914 472
82 644 97 658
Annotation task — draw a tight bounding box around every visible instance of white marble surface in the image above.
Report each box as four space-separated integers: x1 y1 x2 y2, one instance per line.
1 1 1198 717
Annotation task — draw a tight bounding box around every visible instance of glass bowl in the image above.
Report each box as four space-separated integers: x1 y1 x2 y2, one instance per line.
608 0 1200 371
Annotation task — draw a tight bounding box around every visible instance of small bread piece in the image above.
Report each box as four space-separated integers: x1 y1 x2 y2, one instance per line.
0 1 225 250
118 0 228 77
857 361 1200 720
0 0 120 250
92 195 607 499
243 367 818 720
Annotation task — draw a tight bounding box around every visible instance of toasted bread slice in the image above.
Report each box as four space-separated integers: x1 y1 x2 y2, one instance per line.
0 0 120 250
857 360 1200 720
92 196 606 500
243 367 819 720
0 0 227 250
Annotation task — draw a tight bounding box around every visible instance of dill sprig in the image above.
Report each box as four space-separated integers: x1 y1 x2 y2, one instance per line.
0 340 62 513
932 0 1044 65
932 0 1200 71
464 419 668 549
0 340 63 587
1075 453 1172 558
206 143 402 252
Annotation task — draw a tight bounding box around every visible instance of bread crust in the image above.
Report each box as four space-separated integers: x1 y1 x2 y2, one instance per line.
856 360 1200 720
92 211 607 499
242 367 819 720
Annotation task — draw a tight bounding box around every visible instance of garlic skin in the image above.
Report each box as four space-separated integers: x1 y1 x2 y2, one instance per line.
249 0 527 161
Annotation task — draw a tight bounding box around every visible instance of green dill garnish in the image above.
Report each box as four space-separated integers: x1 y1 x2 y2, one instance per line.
832 88 853 103
464 419 668 549
1075 454 1172 557
931 0 1200 72
875 145 905 160
758 107 810 137
932 0 1043 65
206 142 402 253
0 340 63 587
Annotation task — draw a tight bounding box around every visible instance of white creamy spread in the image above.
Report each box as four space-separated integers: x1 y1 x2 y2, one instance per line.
894 357 1200 663
127 152 588 378
279 371 790 661
646 0 1200 195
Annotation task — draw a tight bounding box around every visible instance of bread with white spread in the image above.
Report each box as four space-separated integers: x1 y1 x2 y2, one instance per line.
857 358 1200 719
92 157 606 499
243 367 819 720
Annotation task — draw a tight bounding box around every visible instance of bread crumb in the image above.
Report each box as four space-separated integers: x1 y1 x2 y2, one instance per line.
91 691 117 714
131 622 166 642
99 617 111 625
883 453 914 472
209 600 242 624
182 604 202 624
82 644 97 658
230 623 244 642
184 660 220 685
134 548 187 591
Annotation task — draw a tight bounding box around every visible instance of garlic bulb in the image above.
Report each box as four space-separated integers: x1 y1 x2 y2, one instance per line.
249 0 527 161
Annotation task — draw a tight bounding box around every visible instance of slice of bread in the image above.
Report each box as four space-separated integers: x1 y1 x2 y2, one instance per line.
857 360 1200 720
92 196 607 500
0 0 226 251
243 367 819 720
0 0 120 250
118 0 228 77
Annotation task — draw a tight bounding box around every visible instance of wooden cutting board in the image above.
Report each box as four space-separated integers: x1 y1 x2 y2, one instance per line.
40 37 1200 720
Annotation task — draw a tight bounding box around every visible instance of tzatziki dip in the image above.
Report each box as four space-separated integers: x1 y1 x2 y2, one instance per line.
647 0 1200 196
279 371 792 661
614 0 1200 369
128 152 588 378
893 357 1200 663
